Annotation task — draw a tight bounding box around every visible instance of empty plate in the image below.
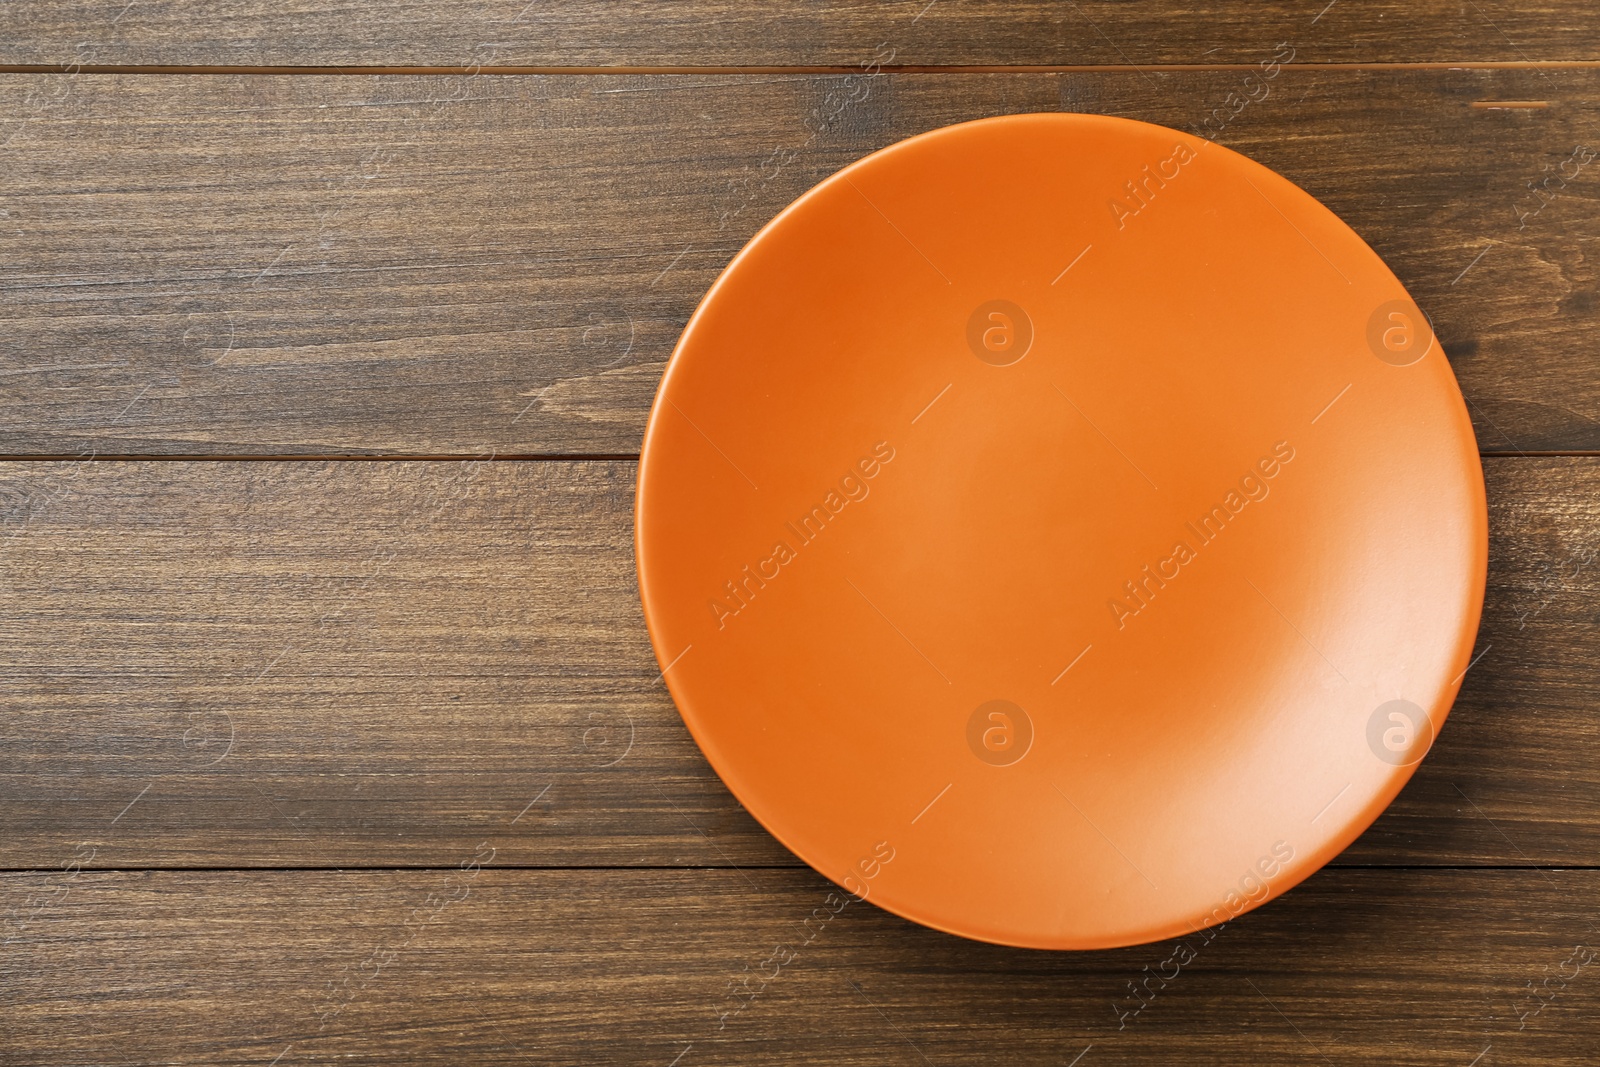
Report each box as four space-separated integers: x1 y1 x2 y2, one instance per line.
635 114 1486 949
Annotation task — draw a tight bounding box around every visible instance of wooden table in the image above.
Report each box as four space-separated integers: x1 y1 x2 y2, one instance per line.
3 3 1598 1063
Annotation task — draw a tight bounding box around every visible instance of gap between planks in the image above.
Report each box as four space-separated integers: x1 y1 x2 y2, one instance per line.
0 451 1590 463
0 863 1594 873
1 61 1599 76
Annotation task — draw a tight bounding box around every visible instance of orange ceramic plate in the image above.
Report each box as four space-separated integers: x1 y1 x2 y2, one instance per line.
635 114 1486 950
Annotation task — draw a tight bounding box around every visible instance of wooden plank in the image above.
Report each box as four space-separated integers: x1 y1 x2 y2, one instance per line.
3 1 1600 67
2 867 1596 1064
1 456 1595 869
1 70 1598 457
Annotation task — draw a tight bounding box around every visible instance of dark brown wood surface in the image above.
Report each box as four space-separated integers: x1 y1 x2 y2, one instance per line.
1 68 1599 456
3 2 1599 1063
4 868 1599 1065
3 1 1600 67
0 457 1596 870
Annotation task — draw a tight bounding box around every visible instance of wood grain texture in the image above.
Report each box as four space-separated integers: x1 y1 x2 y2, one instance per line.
3 867 1597 1065
2 69 1599 456
0 2 1595 1060
3 1 1600 67
1 456 1595 869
